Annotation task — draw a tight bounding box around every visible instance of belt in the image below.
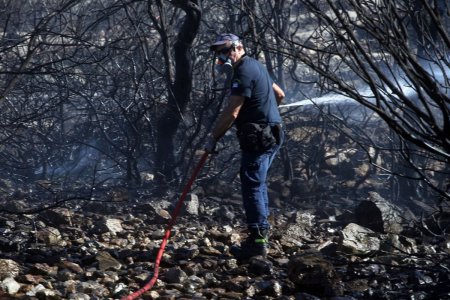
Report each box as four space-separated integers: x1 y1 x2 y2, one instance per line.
270 123 282 129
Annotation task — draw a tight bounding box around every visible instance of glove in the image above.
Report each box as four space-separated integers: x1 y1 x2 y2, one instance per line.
205 135 217 153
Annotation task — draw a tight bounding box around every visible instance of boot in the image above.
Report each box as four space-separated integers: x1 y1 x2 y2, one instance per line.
230 228 269 260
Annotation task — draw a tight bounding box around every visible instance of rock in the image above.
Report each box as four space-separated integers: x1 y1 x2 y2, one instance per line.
38 208 73 226
36 288 62 299
1 277 21 295
248 256 273 275
287 252 341 297
94 218 123 235
96 251 122 271
1 200 28 213
59 261 83 274
339 223 380 255
355 192 403 234
25 248 61 264
36 227 62 245
133 200 172 223
113 282 127 294
67 293 90 300
19 274 45 284
26 283 46 297
344 278 370 294
58 269 76 281
256 280 283 297
247 279 283 297
282 212 315 243
294 292 322 299
0 236 19 252
183 193 199 216
163 267 188 284
294 211 315 225
0 179 446 300
380 234 417 254
223 275 249 292
186 274 205 288
174 245 199 260
30 263 58 277
77 280 109 297
0 259 20 280
155 209 172 223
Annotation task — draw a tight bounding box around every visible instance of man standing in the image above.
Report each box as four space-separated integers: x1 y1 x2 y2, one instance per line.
205 33 285 259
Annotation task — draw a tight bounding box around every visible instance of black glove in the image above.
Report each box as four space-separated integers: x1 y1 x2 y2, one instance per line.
205 135 217 153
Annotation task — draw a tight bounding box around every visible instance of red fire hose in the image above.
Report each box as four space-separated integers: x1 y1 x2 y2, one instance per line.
121 152 209 300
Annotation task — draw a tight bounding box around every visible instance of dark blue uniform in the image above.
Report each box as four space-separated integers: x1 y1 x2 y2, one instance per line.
230 55 284 231
231 56 282 128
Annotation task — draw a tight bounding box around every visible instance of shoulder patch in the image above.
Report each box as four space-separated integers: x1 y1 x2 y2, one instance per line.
232 79 241 89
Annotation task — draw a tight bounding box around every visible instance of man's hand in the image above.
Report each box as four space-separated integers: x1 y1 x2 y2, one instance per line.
205 135 217 153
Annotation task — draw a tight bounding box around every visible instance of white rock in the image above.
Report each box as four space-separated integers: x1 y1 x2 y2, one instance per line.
1 277 21 295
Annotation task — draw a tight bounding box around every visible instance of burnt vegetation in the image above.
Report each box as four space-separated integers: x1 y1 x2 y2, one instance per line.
0 0 449 299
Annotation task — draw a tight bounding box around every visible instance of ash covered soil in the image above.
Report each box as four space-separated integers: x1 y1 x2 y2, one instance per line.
0 182 449 300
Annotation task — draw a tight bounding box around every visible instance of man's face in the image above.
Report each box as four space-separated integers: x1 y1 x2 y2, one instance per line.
215 42 236 63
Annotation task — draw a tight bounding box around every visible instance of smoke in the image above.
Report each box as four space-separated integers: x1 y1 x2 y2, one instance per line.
34 142 101 179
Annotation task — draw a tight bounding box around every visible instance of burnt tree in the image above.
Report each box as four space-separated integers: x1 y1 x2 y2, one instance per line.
152 0 202 187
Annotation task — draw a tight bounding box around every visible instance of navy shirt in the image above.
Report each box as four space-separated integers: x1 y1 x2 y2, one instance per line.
230 56 282 129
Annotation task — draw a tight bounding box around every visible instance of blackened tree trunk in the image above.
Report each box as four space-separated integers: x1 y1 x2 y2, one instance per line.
153 0 201 188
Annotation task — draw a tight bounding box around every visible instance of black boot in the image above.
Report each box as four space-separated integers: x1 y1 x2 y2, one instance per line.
230 228 269 260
